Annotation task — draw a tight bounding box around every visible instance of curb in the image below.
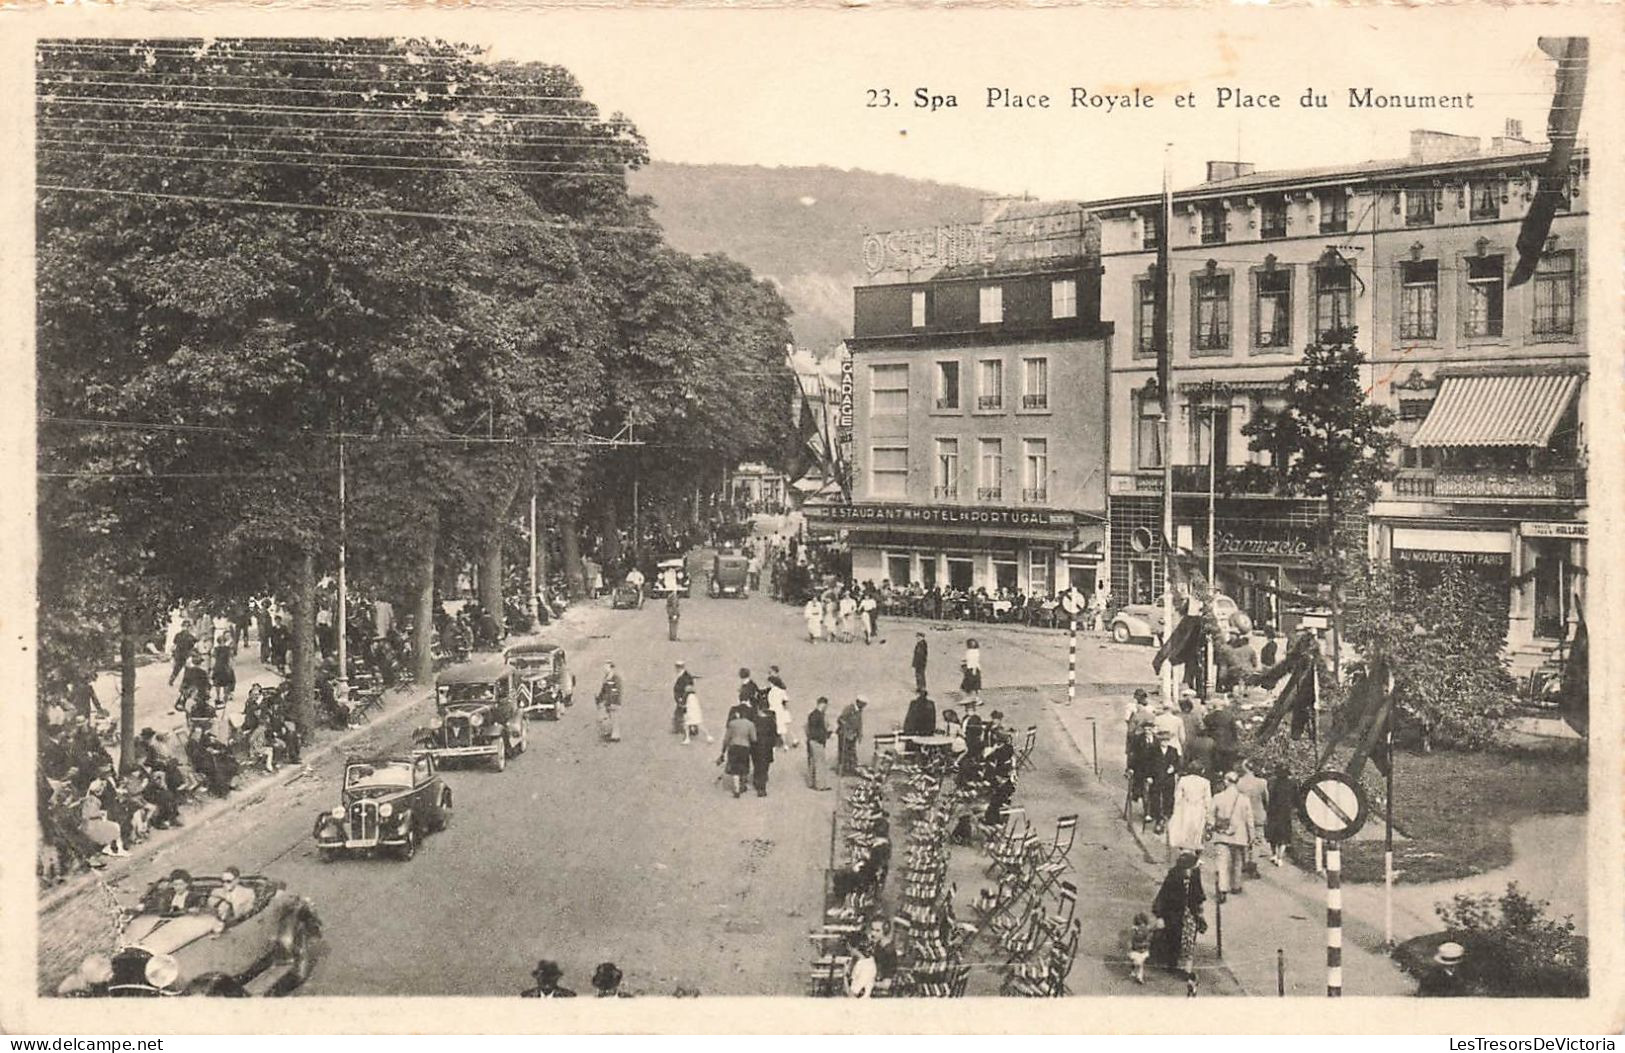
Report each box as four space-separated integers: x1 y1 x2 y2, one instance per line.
39 680 435 916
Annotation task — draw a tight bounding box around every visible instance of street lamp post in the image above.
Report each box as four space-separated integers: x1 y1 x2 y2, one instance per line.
336 431 348 706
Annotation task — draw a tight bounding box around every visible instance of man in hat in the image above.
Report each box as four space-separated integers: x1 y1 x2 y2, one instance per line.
1153 701 1186 756
1419 942 1468 997
671 661 694 735
911 631 928 692
665 590 681 642
836 697 867 775
1149 728 1181 833
1123 687 1155 768
902 688 936 738
521 960 577 998
595 661 624 743
168 620 197 687
805 696 833 791
1210 771 1256 899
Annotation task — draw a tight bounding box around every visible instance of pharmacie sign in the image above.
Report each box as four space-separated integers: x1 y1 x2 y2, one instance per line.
1213 530 1313 558
811 504 1077 528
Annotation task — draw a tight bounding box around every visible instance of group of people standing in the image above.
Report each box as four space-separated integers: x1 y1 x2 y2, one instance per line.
802 587 880 645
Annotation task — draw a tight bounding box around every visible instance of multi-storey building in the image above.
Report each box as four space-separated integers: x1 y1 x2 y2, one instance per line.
822 200 1113 596
1092 128 1588 656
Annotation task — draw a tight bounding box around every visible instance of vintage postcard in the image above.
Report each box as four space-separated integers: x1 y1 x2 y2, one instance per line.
0 1 1620 1035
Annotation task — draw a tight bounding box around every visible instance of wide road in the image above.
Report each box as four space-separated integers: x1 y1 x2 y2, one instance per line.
43 544 1224 997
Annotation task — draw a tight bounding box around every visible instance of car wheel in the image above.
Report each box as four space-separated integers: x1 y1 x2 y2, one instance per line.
287 921 317 988
492 744 507 772
190 972 248 997
396 825 418 861
1112 623 1132 644
434 789 452 831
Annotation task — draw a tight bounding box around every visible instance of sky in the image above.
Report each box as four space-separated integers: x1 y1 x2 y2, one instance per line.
484 9 1588 201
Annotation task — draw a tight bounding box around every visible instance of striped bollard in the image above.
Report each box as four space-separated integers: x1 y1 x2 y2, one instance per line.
1067 618 1077 705
1326 840 1343 997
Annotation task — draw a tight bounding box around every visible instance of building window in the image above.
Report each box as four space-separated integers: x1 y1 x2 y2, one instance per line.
1193 273 1232 352
870 446 908 498
1051 279 1077 320
992 557 1019 593
934 360 960 410
1532 252 1576 335
1200 204 1226 245
1404 188 1436 227
1022 357 1049 410
1190 403 1232 468
977 438 1003 501
1260 196 1287 239
946 556 974 590
869 363 908 415
1135 278 1157 358
1027 550 1052 593
1314 264 1353 341
885 553 912 585
1135 394 1164 470
934 438 959 499
1022 439 1048 502
977 359 1004 411
910 289 927 328
979 284 1004 324
1399 261 1439 340
1465 255 1505 338
1318 190 1347 234
1129 559 1155 604
1397 397 1434 422
1142 213 1161 251
1254 269 1291 349
1470 183 1501 221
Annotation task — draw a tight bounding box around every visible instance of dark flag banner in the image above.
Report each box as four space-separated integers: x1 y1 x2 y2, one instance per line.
1252 632 1322 741
1320 658 1394 780
1152 612 1204 686
1510 37 1588 288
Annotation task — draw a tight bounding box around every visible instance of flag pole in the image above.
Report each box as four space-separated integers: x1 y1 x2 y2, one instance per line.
1157 145 1175 705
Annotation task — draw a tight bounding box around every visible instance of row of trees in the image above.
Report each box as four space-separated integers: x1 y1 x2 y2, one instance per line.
38 38 797 766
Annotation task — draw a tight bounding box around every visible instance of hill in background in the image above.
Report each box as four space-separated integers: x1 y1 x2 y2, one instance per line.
629 162 992 353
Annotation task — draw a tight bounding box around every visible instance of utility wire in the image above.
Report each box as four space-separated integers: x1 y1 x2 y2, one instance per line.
39 147 632 179
39 77 602 106
38 140 628 174
39 95 618 124
38 115 640 148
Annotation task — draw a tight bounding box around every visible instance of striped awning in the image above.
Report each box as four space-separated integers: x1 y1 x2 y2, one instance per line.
1410 373 1581 448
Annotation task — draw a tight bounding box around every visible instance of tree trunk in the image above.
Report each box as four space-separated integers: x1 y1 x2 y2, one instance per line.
561 515 585 599
599 503 622 577
117 609 137 774
289 549 318 738
479 478 519 628
414 513 438 686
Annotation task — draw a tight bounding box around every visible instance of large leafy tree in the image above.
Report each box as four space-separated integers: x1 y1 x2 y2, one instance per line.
1241 330 1400 677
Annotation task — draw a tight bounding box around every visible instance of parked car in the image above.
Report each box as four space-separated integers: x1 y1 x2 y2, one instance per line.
505 641 574 720
1111 592 1239 644
610 583 642 610
710 553 749 598
414 665 527 771
314 754 452 862
649 557 691 598
58 873 321 997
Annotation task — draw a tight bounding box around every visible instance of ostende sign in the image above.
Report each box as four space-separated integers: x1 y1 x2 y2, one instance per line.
807 504 1077 528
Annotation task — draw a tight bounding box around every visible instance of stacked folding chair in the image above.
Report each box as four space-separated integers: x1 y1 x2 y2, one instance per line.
1014 725 1040 772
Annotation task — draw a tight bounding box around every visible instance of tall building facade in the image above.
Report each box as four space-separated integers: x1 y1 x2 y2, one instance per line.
1092 129 1588 655
821 200 1114 596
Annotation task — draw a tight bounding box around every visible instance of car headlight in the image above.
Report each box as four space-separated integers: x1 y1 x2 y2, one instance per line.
144 953 180 989
80 954 113 986
429 716 443 730
469 712 485 728
378 802 394 819
330 806 345 819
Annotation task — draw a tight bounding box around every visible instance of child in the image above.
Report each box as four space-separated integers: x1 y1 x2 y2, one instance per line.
683 687 713 745
1128 912 1152 984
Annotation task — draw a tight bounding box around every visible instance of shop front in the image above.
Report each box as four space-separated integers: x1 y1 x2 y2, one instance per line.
1174 498 1328 635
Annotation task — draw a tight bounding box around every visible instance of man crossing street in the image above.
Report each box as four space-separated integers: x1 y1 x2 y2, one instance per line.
912 632 928 693
665 591 681 641
805 696 833 790
596 661 624 743
671 660 694 735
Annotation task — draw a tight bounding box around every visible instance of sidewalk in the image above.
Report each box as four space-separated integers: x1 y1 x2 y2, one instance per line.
1047 693 1417 997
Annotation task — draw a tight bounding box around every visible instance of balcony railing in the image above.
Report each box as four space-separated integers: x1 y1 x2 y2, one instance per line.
934 396 960 410
932 485 959 500
1021 393 1048 410
977 395 1004 411
1170 463 1281 496
1395 467 1585 501
1021 488 1048 504
976 486 1003 501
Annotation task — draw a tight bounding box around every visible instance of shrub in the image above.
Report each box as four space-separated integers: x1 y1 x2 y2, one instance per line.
1416 883 1587 997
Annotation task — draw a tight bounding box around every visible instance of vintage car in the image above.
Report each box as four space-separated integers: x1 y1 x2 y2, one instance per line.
648 557 691 598
610 583 643 609
505 641 574 720
313 754 452 861
414 665 527 771
58 873 320 997
1111 591 1238 644
710 552 749 598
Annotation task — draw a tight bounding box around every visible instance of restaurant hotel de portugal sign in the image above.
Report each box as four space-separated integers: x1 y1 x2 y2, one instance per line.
810 504 1080 529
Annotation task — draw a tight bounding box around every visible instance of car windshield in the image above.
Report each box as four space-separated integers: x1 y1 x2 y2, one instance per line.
346 761 413 789
443 683 497 703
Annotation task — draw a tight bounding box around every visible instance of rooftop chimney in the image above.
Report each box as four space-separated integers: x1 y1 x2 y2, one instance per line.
1491 117 1532 153
1409 129 1481 163
1204 161 1256 183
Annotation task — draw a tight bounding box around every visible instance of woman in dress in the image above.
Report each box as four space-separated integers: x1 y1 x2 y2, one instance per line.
1264 764 1296 867
803 597 824 644
79 786 127 857
960 638 983 700
1166 759 1213 860
1151 851 1207 981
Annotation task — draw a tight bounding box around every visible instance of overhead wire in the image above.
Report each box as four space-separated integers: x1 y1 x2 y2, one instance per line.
39 95 619 123
37 140 631 176
38 77 603 106
38 147 632 179
37 115 641 148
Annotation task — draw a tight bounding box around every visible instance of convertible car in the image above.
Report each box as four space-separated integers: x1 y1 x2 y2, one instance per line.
57 873 320 997
314 754 452 861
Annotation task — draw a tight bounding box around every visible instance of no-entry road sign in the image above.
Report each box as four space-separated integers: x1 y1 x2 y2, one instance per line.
1297 770 1369 841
